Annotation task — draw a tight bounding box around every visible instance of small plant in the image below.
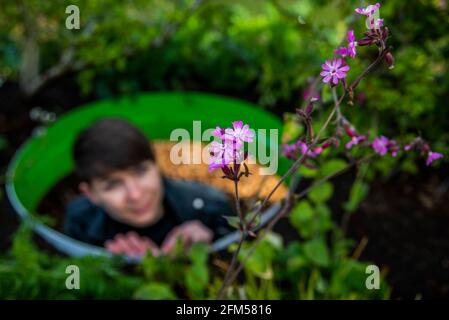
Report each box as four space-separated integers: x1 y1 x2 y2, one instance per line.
207 2 442 299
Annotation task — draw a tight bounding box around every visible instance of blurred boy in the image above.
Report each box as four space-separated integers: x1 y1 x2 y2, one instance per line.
64 118 234 257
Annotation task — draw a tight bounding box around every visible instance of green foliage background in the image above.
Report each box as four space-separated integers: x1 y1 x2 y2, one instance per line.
1 0 448 157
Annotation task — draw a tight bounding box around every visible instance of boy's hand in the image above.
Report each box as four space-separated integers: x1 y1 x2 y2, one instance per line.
104 231 160 257
161 220 213 254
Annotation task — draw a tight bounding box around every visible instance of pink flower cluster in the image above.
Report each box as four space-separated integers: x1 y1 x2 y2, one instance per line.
334 30 357 59
338 127 443 167
355 3 383 30
350 133 443 166
344 126 367 150
282 138 339 161
355 2 380 16
404 138 444 166
371 136 399 157
282 140 320 160
321 29 355 86
321 3 392 86
208 121 254 173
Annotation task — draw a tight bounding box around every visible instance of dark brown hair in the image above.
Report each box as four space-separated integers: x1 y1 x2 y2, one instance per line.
73 118 155 182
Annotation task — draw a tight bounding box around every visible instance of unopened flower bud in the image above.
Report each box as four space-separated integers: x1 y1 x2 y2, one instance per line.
313 147 323 155
422 143 431 154
344 126 356 138
358 37 374 46
382 27 390 41
322 137 339 149
305 102 314 115
385 51 395 69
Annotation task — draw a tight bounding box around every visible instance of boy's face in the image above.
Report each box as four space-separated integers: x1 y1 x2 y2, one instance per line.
79 161 164 227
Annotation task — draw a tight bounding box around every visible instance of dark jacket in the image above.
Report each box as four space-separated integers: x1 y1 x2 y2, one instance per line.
63 178 235 247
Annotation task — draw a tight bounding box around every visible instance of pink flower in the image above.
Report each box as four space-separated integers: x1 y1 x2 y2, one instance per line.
347 30 357 59
426 151 443 166
282 140 323 160
209 140 225 154
212 126 225 139
208 141 230 171
403 137 425 153
402 138 443 166
224 121 254 149
320 58 350 85
346 135 367 149
208 140 244 172
334 30 357 59
282 143 299 160
368 17 384 29
313 146 324 155
208 154 228 172
388 139 400 157
355 3 381 16
372 136 389 156
356 3 383 30
208 121 251 173
296 140 319 158
334 47 349 58
344 126 366 149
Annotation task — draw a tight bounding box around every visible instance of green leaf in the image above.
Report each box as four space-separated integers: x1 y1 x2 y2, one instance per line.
309 181 334 204
298 165 318 178
303 238 330 267
133 282 177 300
189 243 209 266
289 200 314 230
372 156 397 178
401 158 418 174
343 181 369 212
320 159 347 178
287 256 307 273
240 237 279 279
245 211 261 229
223 215 240 229
314 204 334 233
186 264 209 299
265 232 283 250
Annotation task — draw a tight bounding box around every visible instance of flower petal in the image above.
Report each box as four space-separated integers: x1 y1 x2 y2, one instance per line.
335 58 342 68
332 75 339 85
232 121 243 130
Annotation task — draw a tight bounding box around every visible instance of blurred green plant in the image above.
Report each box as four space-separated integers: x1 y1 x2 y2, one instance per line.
1 0 447 154
0 215 390 299
0 223 142 299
